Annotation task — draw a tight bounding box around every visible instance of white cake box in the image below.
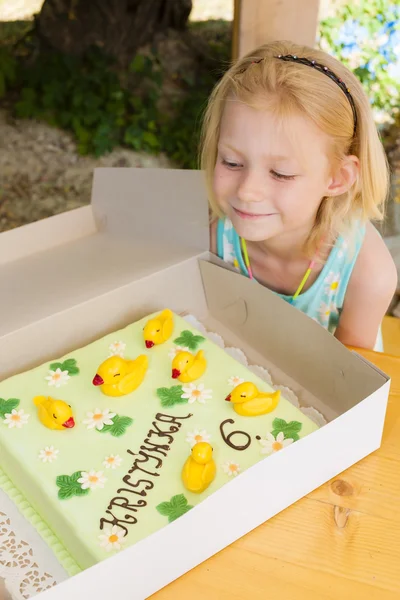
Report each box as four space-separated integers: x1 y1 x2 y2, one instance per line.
0 168 391 599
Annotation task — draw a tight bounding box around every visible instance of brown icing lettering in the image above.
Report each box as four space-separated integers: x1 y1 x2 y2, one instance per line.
105 509 137 525
220 419 252 451
107 496 147 513
100 516 128 536
127 456 160 477
99 411 193 535
147 424 174 444
127 448 163 469
155 412 193 432
117 487 145 497
142 439 170 456
120 476 154 495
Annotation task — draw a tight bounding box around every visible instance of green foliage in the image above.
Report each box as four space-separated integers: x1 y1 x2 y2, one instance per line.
13 48 129 156
0 7 397 163
0 47 17 98
318 0 400 115
0 18 230 167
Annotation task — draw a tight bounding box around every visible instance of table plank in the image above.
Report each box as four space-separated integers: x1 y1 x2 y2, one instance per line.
309 392 400 520
151 349 400 599
382 316 400 356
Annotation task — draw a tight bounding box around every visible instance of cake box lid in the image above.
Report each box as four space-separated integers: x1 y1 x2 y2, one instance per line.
0 168 210 339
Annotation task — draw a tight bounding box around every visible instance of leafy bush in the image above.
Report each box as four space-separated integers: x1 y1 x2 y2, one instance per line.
0 20 229 167
319 0 400 117
1 4 397 166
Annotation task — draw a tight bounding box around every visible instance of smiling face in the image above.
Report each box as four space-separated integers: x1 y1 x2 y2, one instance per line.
213 99 334 243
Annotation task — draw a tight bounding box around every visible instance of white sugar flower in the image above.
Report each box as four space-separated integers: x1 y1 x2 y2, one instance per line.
83 408 116 431
103 454 122 469
4 409 30 429
185 429 211 447
168 345 189 359
108 341 126 357
45 368 70 387
38 446 59 463
222 461 241 476
181 383 212 404
228 375 244 387
77 470 107 490
259 432 293 455
98 525 126 551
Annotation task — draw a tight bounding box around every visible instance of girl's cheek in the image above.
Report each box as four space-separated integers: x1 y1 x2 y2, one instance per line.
213 164 236 191
212 166 227 196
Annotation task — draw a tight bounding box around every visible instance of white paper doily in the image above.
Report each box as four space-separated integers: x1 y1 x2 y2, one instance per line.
182 313 327 427
0 488 68 599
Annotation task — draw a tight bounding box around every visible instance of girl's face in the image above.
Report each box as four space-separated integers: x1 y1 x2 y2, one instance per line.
213 99 334 243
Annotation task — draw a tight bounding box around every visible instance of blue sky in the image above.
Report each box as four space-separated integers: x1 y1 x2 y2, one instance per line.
339 16 400 79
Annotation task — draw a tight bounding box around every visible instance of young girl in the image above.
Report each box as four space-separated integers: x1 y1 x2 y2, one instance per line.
201 40 397 351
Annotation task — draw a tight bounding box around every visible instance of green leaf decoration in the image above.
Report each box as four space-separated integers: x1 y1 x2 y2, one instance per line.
173 330 205 352
271 418 303 442
56 471 89 500
156 385 187 408
74 486 91 497
156 494 193 523
70 470 84 483
62 358 80 375
97 414 133 437
0 398 20 419
156 502 173 517
49 358 79 376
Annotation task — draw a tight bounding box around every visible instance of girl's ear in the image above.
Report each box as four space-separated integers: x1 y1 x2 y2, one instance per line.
326 154 360 197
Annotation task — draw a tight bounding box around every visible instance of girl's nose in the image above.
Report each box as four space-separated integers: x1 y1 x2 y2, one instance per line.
237 169 267 204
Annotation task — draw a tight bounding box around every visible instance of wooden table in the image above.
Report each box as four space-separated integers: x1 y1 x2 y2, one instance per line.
152 347 400 600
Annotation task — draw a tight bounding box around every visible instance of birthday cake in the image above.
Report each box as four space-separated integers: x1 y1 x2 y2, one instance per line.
0 310 319 574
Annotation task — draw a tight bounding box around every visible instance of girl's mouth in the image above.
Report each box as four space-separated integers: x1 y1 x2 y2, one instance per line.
233 207 275 220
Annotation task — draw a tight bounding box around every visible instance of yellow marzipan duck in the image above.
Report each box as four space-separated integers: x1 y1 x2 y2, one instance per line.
171 350 206 383
225 382 281 416
143 309 174 348
33 396 75 430
92 354 148 397
182 442 216 494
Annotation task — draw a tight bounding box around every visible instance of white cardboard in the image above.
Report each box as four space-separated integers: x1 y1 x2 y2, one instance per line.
0 168 390 600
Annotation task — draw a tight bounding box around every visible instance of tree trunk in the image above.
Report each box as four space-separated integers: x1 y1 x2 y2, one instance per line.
37 0 192 61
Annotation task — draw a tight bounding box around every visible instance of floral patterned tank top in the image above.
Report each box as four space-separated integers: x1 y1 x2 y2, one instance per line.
216 218 383 352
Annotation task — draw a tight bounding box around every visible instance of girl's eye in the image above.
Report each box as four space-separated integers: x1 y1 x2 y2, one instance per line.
271 170 296 181
222 159 242 169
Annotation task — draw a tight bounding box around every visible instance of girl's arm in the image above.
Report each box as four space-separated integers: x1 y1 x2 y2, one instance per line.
335 222 398 349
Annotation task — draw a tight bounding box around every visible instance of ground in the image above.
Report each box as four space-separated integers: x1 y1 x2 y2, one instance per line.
0 0 233 232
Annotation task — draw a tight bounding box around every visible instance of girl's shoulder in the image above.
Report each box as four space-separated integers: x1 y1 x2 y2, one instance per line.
334 221 397 348
348 221 397 299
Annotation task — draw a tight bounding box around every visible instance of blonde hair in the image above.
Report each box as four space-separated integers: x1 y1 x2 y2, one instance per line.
200 40 390 257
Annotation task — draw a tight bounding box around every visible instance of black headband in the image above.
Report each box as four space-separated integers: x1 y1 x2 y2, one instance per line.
276 54 357 137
